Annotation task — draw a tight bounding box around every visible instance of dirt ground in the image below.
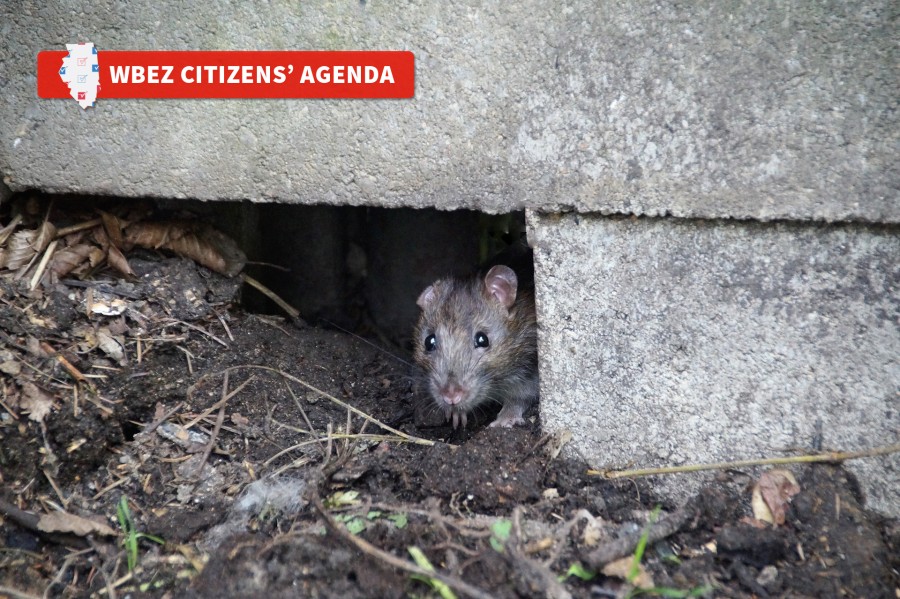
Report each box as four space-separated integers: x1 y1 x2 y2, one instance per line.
1 233 898 598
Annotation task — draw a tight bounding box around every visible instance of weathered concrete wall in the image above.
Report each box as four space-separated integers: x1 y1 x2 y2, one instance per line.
1 1 897 221
529 212 899 515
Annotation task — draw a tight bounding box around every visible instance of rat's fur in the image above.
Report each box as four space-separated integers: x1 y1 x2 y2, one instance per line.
414 265 538 428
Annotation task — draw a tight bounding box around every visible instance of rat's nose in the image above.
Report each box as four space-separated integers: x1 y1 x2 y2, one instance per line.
440 382 467 406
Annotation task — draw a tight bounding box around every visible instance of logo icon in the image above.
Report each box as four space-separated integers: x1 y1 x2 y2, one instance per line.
59 43 101 109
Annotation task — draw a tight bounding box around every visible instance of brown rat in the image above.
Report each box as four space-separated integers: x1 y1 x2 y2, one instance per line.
414 265 538 428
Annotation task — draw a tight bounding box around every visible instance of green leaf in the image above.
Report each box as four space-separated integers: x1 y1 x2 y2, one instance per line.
629 506 661 582
408 546 457 599
366 510 382 520
387 513 408 529
489 519 512 552
345 517 367 535
563 562 596 581
325 490 360 508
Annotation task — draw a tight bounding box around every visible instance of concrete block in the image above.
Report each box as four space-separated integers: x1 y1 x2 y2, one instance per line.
1 2 896 221
529 212 899 515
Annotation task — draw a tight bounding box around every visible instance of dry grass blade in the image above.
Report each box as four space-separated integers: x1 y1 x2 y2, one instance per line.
191 365 435 447
595 443 900 479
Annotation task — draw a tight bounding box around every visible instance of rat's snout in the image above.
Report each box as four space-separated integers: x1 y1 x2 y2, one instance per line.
439 380 467 406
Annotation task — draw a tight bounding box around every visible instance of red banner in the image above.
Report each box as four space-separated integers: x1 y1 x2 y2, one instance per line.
38 50 414 99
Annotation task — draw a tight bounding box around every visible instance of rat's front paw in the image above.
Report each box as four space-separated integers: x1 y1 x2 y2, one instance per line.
489 414 526 428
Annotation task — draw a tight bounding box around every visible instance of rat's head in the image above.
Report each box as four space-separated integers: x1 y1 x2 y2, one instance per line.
413 265 521 428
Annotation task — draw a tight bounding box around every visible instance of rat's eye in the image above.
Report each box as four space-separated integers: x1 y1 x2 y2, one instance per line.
424 334 437 352
474 331 490 348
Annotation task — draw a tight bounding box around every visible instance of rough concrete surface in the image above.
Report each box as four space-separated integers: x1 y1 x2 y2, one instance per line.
1 1 897 221
528 212 899 516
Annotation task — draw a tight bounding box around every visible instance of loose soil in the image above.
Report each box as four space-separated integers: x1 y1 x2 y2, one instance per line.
1 255 897 599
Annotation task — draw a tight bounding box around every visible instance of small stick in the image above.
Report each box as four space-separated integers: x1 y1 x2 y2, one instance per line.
0 585 42 599
29 239 58 290
283 376 326 457
312 495 495 599
215 311 234 342
183 377 254 430
581 506 693 569
191 366 435 447
43 468 69 510
194 372 229 478
39 342 87 384
594 443 900 479
164 319 228 348
55 218 103 238
241 273 300 320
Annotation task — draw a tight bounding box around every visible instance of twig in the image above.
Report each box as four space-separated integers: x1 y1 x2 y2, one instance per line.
0 497 87 549
0 585 42 599
192 366 436 447
39 342 87 384
194 372 230 478
508 507 572 599
29 239 58 290
183 376 254 429
163 319 228 348
312 495 494 599
55 218 103 238
595 443 900 479
215 311 234 342
176 345 194 375
43 468 69 510
86 537 118 599
283 375 326 457
43 548 94 599
241 273 300 320
142 401 185 435
581 506 693 569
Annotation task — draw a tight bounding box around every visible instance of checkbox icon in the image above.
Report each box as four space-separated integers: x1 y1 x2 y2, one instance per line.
77 58 87 66
77 74 87 83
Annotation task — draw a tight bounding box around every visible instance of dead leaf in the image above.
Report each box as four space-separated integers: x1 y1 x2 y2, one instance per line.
231 413 250 427
96 329 126 363
0 213 23 245
90 298 129 317
49 244 98 278
3 229 38 271
19 382 55 423
124 222 246 276
602 556 654 590
32 220 57 253
752 469 800 525
100 211 127 250
37 510 117 537
0 360 21 375
106 244 135 277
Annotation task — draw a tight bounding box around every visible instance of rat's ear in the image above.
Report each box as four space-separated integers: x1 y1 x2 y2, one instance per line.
484 265 518 310
417 285 437 310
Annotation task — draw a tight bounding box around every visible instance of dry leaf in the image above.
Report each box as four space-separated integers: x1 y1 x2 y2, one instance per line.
32 221 58 252
3 229 38 270
124 222 246 276
752 469 800 525
37 510 117 537
90 298 129 317
602 556 654 590
49 244 97 278
106 244 135 277
99 211 127 249
20 382 55 423
582 517 606 546
0 214 23 245
96 329 126 363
